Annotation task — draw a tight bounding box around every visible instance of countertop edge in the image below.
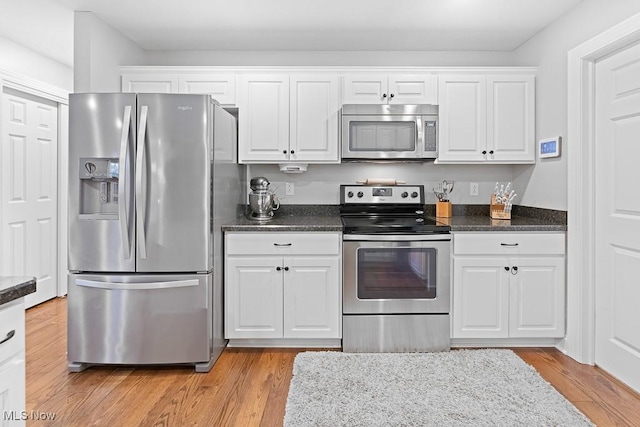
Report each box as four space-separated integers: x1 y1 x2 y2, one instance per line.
0 277 37 307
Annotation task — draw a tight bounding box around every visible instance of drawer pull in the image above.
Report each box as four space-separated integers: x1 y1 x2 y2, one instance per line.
273 243 292 247
500 243 519 247
0 330 15 345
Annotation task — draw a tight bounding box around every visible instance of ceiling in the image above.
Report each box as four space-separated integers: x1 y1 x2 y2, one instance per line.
1 0 584 68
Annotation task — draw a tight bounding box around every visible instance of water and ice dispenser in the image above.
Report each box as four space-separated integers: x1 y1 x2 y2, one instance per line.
79 158 120 217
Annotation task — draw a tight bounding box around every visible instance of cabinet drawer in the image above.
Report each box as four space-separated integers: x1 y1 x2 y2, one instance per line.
226 233 341 256
454 233 565 256
0 299 25 363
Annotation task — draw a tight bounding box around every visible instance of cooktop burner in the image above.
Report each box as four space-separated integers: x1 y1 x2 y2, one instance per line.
339 184 451 235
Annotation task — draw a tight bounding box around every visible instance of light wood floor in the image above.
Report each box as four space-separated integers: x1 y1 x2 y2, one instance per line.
26 297 640 426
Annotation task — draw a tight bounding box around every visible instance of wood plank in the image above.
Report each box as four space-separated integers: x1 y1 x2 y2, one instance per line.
24 298 640 426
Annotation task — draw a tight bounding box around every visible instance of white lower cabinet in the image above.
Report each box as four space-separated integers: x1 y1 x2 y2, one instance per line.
225 233 341 342
452 233 565 339
0 299 26 426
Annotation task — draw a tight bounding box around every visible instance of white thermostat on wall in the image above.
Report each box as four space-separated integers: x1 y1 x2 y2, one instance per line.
539 136 562 158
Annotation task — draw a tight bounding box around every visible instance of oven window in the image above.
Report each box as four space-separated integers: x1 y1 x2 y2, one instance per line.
349 121 416 151
356 247 437 299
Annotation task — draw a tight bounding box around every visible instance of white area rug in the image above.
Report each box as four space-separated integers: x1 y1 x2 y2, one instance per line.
284 349 594 426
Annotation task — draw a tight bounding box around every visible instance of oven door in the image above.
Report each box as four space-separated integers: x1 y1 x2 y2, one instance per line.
341 115 423 160
343 235 451 314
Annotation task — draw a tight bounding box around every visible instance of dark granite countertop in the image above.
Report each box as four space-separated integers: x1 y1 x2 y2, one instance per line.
222 205 566 233
433 215 567 232
0 276 36 307
222 205 343 232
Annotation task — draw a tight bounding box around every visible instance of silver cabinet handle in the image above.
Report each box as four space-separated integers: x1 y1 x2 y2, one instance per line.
273 243 292 247
500 243 519 247
118 105 132 259
136 105 148 259
0 330 15 345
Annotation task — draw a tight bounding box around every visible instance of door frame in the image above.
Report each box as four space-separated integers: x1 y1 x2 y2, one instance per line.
0 68 69 297
566 12 640 364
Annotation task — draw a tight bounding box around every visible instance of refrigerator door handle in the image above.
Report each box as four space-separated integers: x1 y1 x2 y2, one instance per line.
136 105 148 259
75 279 199 290
118 105 132 259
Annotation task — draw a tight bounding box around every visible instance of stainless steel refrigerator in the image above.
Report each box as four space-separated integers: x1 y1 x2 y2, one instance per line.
67 93 245 372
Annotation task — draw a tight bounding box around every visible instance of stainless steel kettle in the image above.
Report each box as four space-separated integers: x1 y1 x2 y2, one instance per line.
247 177 280 221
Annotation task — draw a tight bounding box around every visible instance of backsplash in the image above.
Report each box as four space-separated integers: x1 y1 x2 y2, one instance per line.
247 163 515 205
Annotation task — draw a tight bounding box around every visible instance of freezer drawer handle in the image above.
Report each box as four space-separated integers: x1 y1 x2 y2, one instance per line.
500 243 519 247
0 330 15 345
119 105 132 259
136 105 149 259
75 279 199 290
273 243 292 247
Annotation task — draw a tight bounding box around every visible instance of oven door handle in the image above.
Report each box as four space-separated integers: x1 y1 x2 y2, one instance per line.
342 234 451 242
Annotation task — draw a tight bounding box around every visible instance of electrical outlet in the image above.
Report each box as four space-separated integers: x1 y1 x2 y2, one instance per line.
470 182 479 196
285 182 294 196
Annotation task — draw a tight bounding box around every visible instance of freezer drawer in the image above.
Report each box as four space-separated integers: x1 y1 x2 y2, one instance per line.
67 273 212 366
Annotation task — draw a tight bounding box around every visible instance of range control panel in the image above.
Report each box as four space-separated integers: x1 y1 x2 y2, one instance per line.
341 185 424 204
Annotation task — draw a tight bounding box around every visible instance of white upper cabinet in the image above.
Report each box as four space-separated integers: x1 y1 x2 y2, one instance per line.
237 74 290 163
343 74 437 104
178 74 236 105
437 74 535 163
238 74 340 164
121 74 179 93
289 74 340 163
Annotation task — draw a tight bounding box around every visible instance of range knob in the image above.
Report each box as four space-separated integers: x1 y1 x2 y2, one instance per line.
401 192 408 198
357 191 364 198
411 191 419 198
347 191 354 198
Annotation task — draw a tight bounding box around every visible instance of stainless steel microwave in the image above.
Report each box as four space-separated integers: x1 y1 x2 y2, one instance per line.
341 104 438 161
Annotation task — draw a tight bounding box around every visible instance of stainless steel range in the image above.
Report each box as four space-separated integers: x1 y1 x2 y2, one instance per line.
340 184 451 352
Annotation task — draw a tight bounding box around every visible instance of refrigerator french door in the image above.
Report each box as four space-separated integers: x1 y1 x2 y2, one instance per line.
68 93 220 372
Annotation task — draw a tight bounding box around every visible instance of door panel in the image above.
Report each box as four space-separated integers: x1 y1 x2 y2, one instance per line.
136 94 211 273
225 258 283 339
68 93 136 273
452 258 509 338
595 41 640 393
67 273 211 365
284 257 340 338
2 88 58 307
509 258 565 338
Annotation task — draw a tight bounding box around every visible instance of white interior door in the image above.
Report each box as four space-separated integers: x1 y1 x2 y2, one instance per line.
595 40 640 393
1 88 58 308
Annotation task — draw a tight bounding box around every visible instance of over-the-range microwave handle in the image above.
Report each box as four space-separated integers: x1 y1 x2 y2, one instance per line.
416 117 425 158
75 278 199 291
118 105 132 259
136 105 148 259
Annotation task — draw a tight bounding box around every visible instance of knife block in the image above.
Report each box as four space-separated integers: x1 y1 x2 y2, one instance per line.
436 201 452 218
490 195 511 220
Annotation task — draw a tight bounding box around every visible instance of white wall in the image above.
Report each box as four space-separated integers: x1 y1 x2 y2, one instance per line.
249 163 513 205
0 36 72 91
74 12 147 92
512 0 640 210
146 50 514 67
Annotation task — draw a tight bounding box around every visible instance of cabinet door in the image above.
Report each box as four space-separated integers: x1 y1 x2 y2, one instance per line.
509 257 565 338
283 257 341 338
225 257 283 339
453 257 509 338
121 74 179 93
289 75 340 163
388 74 437 104
437 75 487 162
342 74 388 104
0 352 26 426
487 75 535 163
237 74 289 163
179 74 236 105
